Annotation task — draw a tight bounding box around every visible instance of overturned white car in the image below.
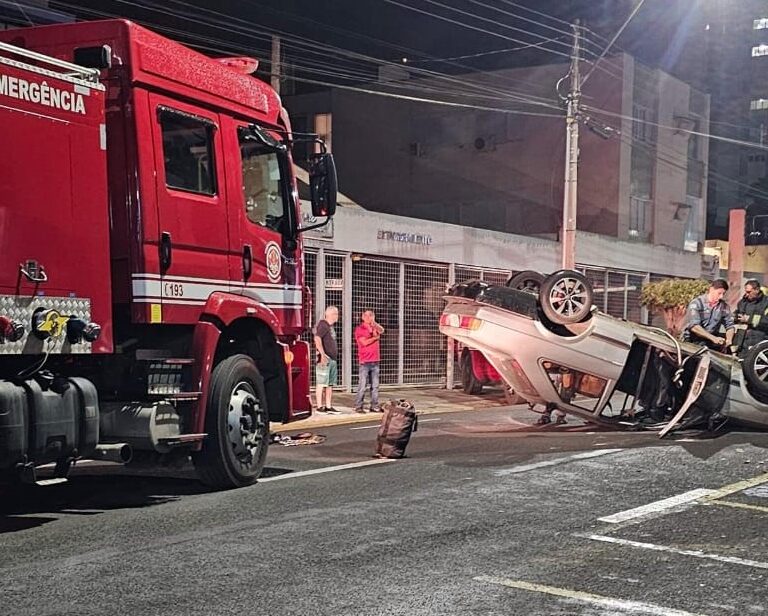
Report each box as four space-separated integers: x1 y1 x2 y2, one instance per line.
439 270 768 435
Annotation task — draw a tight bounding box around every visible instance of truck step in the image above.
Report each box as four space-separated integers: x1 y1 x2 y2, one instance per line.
149 391 202 401
157 433 207 447
35 477 68 487
136 350 195 365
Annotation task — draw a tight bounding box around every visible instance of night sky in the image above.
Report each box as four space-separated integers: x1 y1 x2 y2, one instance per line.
46 0 698 84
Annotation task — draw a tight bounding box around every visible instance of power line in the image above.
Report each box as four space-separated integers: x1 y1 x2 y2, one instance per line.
582 103 768 153
52 0 563 110
582 0 647 87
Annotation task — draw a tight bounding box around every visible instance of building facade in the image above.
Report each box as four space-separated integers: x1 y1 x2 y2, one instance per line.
287 53 709 253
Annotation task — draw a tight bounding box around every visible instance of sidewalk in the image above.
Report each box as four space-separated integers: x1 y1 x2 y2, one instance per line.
271 385 512 432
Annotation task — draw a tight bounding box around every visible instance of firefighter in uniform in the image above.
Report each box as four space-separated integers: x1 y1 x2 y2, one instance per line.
735 279 768 355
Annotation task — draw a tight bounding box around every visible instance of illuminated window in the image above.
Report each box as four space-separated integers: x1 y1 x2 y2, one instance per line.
752 44 768 57
751 99 768 111
754 18 768 29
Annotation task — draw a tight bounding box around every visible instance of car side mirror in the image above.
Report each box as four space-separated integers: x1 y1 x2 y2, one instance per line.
309 152 337 218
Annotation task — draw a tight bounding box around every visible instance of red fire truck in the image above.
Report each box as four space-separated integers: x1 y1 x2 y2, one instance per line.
0 20 336 489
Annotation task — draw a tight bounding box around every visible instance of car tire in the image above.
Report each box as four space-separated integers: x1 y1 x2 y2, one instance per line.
506 270 545 294
192 354 269 489
461 350 483 394
539 270 593 325
743 340 768 398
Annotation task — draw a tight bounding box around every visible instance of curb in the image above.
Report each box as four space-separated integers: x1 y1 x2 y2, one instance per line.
270 403 496 433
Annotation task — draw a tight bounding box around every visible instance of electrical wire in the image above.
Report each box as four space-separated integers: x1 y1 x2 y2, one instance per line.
583 103 768 153
51 0 563 111
582 0 647 87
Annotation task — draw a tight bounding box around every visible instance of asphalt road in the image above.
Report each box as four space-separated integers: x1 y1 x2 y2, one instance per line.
2 406 768 616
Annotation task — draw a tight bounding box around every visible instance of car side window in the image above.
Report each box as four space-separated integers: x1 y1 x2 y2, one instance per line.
159 109 217 196
239 131 287 234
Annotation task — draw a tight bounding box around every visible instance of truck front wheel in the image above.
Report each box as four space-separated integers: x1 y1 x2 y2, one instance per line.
192 354 269 489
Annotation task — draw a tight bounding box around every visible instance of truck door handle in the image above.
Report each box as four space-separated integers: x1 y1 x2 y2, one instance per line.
242 244 253 280
160 232 172 271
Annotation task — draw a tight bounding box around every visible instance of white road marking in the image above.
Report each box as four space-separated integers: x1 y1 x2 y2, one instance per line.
598 489 715 524
583 534 768 570
259 458 395 482
349 417 441 430
494 449 623 476
474 576 708 616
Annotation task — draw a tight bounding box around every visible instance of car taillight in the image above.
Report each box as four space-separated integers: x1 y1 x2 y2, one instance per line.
0 315 25 343
439 313 482 330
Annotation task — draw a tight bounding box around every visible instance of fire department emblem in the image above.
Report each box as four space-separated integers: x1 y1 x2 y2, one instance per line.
265 242 282 282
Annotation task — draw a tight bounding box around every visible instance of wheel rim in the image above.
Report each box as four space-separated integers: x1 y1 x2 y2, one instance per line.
754 349 768 382
548 277 589 318
226 381 266 466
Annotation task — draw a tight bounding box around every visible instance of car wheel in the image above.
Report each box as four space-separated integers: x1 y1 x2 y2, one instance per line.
743 340 768 398
506 270 545 294
192 354 269 489
460 350 483 394
539 270 593 325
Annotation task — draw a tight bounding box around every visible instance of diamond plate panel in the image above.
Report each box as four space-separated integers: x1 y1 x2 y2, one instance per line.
0 295 92 354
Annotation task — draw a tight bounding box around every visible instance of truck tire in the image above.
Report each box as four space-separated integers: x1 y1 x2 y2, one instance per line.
540 270 593 325
461 350 483 394
192 354 269 489
506 270 545 294
743 340 768 398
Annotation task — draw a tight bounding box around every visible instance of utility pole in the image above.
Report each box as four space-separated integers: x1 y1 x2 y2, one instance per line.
270 35 281 94
561 21 581 270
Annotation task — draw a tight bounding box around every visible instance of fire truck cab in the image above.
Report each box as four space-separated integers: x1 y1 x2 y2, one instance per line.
0 20 336 489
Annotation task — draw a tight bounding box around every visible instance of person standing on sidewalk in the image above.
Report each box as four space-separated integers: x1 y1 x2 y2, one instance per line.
314 306 340 414
353 309 385 414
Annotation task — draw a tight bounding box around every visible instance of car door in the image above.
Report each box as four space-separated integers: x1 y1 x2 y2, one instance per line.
223 119 302 331
147 95 231 323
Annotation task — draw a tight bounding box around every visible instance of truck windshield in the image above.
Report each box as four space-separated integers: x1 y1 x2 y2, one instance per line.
239 133 288 234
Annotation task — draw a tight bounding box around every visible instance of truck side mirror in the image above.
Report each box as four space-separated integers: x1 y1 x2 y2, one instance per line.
309 153 337 218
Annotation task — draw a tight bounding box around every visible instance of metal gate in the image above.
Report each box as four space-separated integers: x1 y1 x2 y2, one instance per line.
579 266 649 324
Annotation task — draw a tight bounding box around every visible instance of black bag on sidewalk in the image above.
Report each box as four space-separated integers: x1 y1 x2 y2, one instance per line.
376 399 418 459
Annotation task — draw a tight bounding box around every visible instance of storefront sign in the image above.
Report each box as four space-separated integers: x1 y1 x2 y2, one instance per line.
377 229 433 246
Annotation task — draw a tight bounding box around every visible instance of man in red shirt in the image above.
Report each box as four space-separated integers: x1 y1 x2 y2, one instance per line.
353 309 385 413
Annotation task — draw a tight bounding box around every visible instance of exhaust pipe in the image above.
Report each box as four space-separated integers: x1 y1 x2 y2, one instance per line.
90 443 133 464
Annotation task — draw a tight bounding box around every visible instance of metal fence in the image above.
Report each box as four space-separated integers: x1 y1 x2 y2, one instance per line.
579 266 649 324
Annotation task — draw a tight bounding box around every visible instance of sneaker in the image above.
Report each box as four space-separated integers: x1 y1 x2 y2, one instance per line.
368 407 384 413
325 406 342 415
316 406 327 414
354 407 367 414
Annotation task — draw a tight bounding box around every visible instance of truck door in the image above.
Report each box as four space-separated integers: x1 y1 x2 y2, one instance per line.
149 96 231 322
223 119 302 330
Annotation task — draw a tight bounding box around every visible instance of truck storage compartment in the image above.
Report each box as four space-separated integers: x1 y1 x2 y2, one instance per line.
0 377 99 470
0 382 28 469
